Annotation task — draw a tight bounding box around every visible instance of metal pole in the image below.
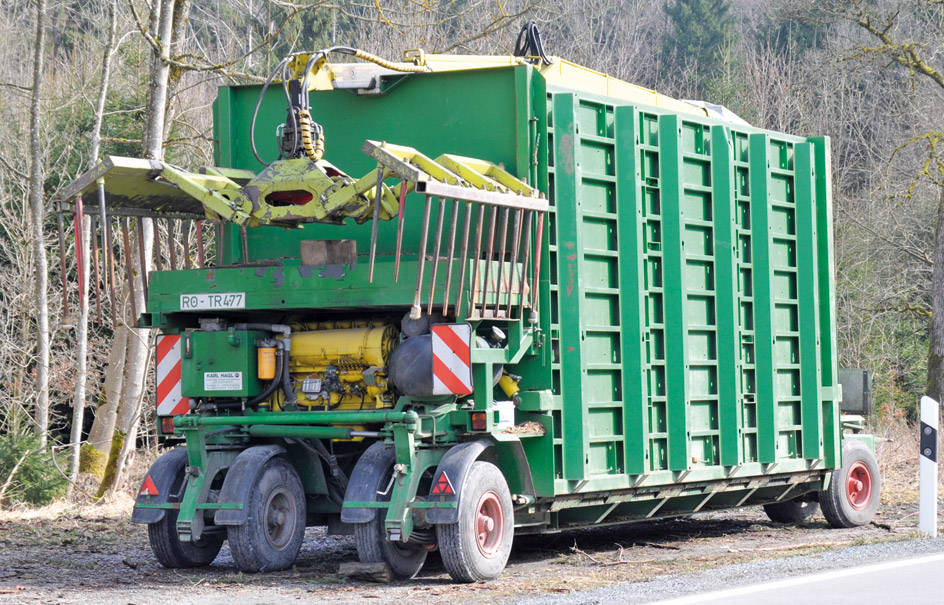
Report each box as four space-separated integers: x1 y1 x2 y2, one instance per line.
920 395 938 537
394 180 408 282
56 209 69 318
411 195 433 320
368 165 384 283
427 197 447 315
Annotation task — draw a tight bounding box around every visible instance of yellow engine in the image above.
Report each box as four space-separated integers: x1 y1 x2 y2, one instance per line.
288 323 397 410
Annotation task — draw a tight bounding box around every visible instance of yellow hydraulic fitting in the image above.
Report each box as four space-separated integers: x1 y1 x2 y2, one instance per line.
498 372 521 401
257 346 277 380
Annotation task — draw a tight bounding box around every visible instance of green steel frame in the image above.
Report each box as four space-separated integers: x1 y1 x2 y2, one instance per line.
136 61 850 542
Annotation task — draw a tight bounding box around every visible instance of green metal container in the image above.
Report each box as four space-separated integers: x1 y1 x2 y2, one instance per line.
127 57 868 580
206 64 840 486
180 329 267 398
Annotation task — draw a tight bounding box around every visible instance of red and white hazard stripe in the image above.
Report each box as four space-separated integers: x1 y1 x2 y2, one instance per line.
156 334 190 416
431 323 473 395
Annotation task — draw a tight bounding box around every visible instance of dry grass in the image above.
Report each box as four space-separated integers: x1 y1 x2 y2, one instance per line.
872 415 938 506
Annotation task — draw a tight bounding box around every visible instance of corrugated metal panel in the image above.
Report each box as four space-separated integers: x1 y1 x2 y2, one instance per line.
546 88 839 491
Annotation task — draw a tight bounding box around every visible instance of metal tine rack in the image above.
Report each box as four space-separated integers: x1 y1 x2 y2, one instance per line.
362 140 548 324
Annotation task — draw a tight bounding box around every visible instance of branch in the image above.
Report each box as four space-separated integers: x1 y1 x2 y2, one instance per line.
849 10 944 91
0 449 30 507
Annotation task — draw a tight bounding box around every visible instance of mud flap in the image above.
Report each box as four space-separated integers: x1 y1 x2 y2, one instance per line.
425 440 492 524
340 442 396 524
213 445 286 526
132 447 189 525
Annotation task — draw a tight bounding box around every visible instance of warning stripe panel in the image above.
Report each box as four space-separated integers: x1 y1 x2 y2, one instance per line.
156 334 190 416
431 324 473 396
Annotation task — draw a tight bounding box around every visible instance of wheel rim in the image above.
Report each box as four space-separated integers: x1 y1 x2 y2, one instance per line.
263 486 296 550
846 461 873 511
474 491 504 557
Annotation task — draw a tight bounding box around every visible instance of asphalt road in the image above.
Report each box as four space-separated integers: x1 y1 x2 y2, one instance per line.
650 551 944 604
516 537 944 605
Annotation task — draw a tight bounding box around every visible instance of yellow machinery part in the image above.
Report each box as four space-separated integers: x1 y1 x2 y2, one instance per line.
498 373 520 400
288 325 397 411
258 347 277 380
289 325 395 371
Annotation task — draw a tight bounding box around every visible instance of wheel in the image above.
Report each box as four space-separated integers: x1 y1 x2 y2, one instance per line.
352 443 428 579
227 457 307 572
819 440 881 528
437 461 514 582
147 462 223 568
763 496 820 524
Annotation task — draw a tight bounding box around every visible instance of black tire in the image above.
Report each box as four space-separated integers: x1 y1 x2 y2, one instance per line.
227 457 307 572
147 464 224 568
763 496 820 524
819 440 881 528
352 443 428 580
437 461 514 583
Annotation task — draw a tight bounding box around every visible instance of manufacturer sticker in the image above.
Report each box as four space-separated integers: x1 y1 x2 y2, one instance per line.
204 371 243 391
180 292 245 310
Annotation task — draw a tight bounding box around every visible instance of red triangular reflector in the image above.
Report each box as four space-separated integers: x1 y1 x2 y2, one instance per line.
431 472 454 496
139 475 159 497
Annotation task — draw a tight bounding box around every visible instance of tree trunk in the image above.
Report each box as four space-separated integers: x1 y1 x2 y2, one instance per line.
101 0 180 495
927 188 944 404
82 325 127 478
29 0 49 446
70 0 118 495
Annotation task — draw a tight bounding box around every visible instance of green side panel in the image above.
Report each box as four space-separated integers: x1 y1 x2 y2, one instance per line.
810 136 840 469
711 125 741 467
614 106 648 476
657 115 691 472
551 93 589 481
748 134 778 464
794 144 824 460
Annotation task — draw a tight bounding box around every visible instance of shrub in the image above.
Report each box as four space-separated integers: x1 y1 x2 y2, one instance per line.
0 433 67 506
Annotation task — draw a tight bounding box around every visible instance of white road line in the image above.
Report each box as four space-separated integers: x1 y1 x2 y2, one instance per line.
646 551 944 604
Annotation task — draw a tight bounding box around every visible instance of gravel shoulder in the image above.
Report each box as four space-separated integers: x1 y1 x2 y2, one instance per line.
0 497 928 605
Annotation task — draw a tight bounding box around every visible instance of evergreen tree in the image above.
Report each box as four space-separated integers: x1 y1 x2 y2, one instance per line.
661 0 737 94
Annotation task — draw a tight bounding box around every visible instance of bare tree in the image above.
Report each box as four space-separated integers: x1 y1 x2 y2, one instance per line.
28 0 49 446
68 0 119 496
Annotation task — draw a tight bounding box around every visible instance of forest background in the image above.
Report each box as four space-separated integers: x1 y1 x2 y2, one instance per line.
0 0 940 505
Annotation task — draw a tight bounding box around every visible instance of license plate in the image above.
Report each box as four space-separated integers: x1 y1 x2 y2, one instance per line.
179 292 246 310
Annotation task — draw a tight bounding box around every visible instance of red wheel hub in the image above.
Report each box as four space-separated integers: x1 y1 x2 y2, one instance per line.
474 491 504 557
846 461 873 510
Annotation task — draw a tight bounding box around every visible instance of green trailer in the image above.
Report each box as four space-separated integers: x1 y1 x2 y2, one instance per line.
56 43 879 582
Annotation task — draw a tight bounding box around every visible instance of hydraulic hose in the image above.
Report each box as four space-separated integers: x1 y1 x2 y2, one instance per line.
235 323 297 409
247 344 284 408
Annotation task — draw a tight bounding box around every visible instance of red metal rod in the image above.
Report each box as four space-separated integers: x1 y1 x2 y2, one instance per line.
195 220 205 267
120 218 137 322
368 166 384 283
530 210 545 322
441 198 461 317
517 210 533 320
411 195 433 320
136 217 148 301
453 202 474 318
90 213 102 324
506 208 524 317
168 219 178 270
394 180 407 283
480 206 498 314
153 219 163 271
74 196 86 311
57 209 70 318
494 207 510 317
427 197 447 316
468 205 486 319
183 220 193 270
